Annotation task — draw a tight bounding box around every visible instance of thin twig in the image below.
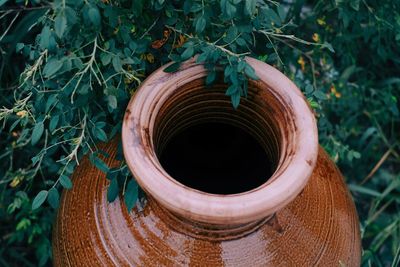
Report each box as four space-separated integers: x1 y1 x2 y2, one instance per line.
166 25 250 57
264 34 284 66
0 5 51 13
364 111 400 159
271 36 317 88
0 10 12 20
361 149 392 184
140 17 160 39
0 12 20 42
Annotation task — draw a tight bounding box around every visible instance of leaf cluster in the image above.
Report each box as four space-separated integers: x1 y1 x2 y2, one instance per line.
0 0 399 266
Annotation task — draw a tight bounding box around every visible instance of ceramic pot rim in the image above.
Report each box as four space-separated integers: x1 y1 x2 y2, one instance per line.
122 57 318 225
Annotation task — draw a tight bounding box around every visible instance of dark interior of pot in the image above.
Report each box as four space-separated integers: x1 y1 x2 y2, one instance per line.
153 78 284 195
159 122 271 194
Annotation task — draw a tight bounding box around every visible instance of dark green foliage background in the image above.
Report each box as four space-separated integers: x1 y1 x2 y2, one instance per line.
0 0 399 266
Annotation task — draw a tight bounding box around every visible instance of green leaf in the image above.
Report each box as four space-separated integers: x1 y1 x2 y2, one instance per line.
211 49 221 62
182 41 194 48
195 16 206 33
224 26 238 43
181 46 194 60
65 7 78 25
16 43 24 53
164 62 181 73
106 168 119 180
78 84 89 95
226 84 238 96
335 0 345 6
43 59 63 78
94 128 108 142
60 175 73 189
100 53 112 66
183 0 192 15
112 56 123 72
264 7 281 26
32 190 48 210
243 79 248 97
95 121 106 129
308 98 320 109
244 64 259 80
88 6 101 27
323 42 335 53
45 94 58 113
54 13 67 38
107 177 119 202
340 65 357 82
49 115 59 132
245 0 257 15
305 84 314 94
229 70 239 85
31 155 41 165
90 154 109 173
196 51 209 63
47 188 59 209
0 0 8 7
16 218 31 231
277 5 287 21
348 184 381 197
258 54 268 62
206 71 216 85
107 95 117 110
313 90 328 100
350 0 360 11
124 179 138 212
31 121 44 145
347 150 361 161
221 0 237 18
231 92 241 109
73 57 84 70
236 37 246 46
238 60 246 72
39 25 52 50
224 65 233 77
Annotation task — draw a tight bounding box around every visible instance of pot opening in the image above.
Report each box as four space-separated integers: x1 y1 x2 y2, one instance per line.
159 122 272 194
123 59 318 223
153 79 283 195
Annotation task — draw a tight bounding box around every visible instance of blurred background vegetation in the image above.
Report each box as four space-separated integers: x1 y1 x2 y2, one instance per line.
0 0 399 266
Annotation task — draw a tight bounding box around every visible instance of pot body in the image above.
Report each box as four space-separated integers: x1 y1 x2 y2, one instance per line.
52 140 361 267
53 58 361 266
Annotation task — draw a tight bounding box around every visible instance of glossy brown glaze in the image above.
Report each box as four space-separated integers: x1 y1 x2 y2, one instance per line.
53 58 361 266
53 142 361 266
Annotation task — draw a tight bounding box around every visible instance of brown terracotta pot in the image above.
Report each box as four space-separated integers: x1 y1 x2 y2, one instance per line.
53 58 361 266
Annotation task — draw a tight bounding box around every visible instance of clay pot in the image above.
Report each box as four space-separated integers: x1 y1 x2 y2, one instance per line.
53 58 361 266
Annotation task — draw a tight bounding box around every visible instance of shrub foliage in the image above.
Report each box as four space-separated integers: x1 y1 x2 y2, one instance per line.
0 0 399 266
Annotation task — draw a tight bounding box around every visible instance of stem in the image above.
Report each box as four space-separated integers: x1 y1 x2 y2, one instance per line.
166 26 250 58
0 12 20 42
270 35 318 89
53 115 87 188
70 38 98 104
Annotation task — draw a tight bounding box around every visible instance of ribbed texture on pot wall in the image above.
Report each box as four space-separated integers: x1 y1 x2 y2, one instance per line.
153 79 282 173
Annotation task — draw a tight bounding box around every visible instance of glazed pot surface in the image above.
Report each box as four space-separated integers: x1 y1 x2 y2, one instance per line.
52 140 361 267
53 58 361 266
